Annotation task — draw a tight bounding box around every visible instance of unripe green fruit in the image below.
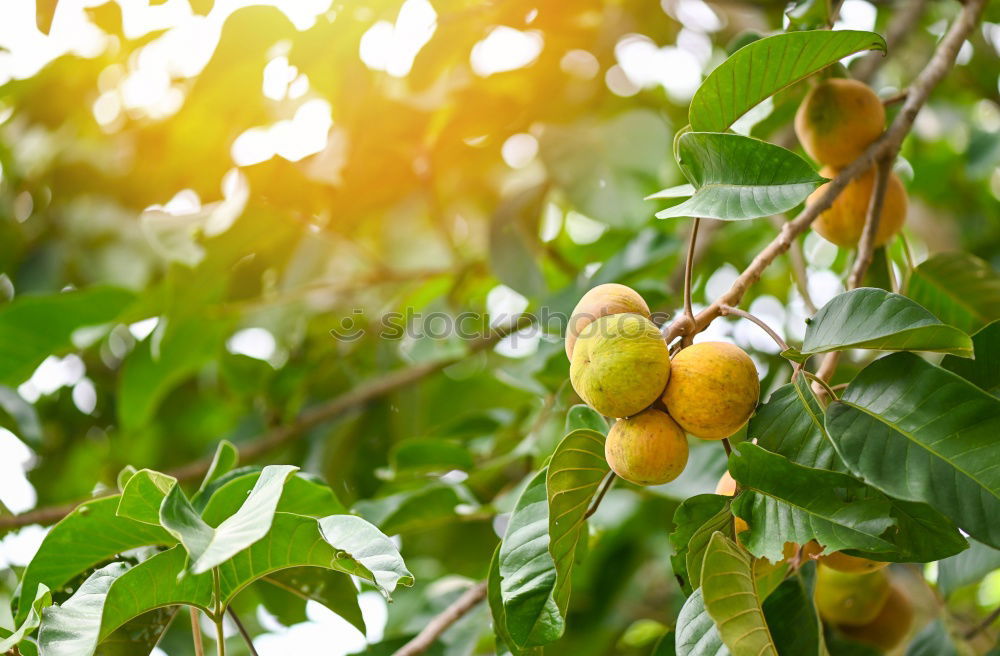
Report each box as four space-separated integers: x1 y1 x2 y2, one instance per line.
565 283 651 361
838 584 913 651
570 314 670 419
815 565 891 627
605 409 689 485
662 342 759 439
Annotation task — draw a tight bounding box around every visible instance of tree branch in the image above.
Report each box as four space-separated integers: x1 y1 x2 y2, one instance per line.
848 156 893 290
0 316 534 532
661 0 987 347
393 581 489 656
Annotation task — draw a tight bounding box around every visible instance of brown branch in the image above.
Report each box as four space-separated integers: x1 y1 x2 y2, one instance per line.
191 607 206 656
854 0 929 83
0 316 534 532
662 0 987 347
962 604 1000 640
848 157 893 290
227 607 260 656
392 581 488 656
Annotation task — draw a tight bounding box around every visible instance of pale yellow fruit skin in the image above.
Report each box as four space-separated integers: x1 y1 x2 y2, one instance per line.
662 342 759 439
715 471 749 535
838 584 913 651
819 551 889 573
795 78 885 167
570 313 670 419
565 284 651 361
815 565 891 627
605 409 689 485
810 166 907 248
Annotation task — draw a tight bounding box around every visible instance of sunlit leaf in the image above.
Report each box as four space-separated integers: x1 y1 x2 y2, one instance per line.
689 30 886 132
0 584 51 652
675 588 728 656
656 133 823 221
564 404 607 434
116 469 176 526
800 288 973 357
827 352 1000 549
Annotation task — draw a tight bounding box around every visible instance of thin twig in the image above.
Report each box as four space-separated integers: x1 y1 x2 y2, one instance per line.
881 89 909 107
584 472 617 520
190 607 205 656
226 608 260 656
721 438 732 457
815 351 841 385
848 157 893 290
680 218 702 347
392 582 489 656
802 371 839 402
661 0 987 348
719 304 789 352
789 241 817 314
962 604 1000 640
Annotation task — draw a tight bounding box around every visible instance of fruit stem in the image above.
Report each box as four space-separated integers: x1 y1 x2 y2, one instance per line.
721 438 732 457
681 218 701 347
584 472 616 519
718 305 789 352
802 371 839 403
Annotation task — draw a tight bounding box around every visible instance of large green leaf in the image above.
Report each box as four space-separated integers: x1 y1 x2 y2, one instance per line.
0 287 135 386
800 288 973 357
262 567 365 634
655 133 823 221
750 377 848 473
194 440 240 498
686 503 734 590
317 514 415 596
96 608 175 656
689 30 886 132
16 497 173 623
0 585 50 652
826 352 1000 548
729 444 895 562
199 469 347 522
701 532 777 656
116 469 177 525
906 252 1000 334
564 405 608 434
670 494 730 595
488 546 542 656
39 564 130 656
675 588 728 656
937 539 1000 598
160 464 297 573
762 563 827 656
942 319 1000 396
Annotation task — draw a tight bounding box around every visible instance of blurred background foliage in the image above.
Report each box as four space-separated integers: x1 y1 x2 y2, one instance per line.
0 0 998 653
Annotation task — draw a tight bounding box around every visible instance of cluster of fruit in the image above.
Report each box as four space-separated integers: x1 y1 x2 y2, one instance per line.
796 78 907 247
565 283 760 486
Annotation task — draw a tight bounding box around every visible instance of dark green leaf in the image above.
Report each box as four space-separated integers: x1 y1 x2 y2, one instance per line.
689 30 886 133
199 469 347 521
906 252 1000 334
937 539 1000 597
116 469 176 525
685 503 734 591
354 484 473 535
801 288 972 357
656 133 823 221
263 567 365 634
390 438 474 474
669 494 729 595
942 319 1000 396
826 353 1000 548
675 587 728 656
762 563 826 656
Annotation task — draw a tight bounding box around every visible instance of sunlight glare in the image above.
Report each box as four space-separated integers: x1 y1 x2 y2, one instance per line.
358 0 437 78
471 26 544 77
232 99 333 166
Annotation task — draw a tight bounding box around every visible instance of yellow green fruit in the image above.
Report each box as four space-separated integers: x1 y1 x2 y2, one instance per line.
795 78 885 167
815 565 891 627
838 584 913 651
715 470 749 536
819 551 889 574
809 165 907 248
570 313 671 418
565 283 651 361
605 409 689 485
662 342 759 439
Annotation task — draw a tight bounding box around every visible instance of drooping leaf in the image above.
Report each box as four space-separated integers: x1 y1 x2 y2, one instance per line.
800 288 972 357
750 377 848 473
0 287 135 386
317 514 414 597
729 444 895 562
656 133 824 221
16 497 173 623
0 584 51 652
762 563 827 656
160 464 297 573
675 588 728 656
906 252 1000 334
564 405 608 434
941 319 1000 396
689 30 886 133
701 532 778 656
880 498 967 563
937 539 1000 598
262 567 365 634
116 469 177 525
38 564 130 656
826 352 1000 548
670 494 729 595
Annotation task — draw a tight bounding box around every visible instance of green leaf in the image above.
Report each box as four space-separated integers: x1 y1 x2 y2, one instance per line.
942 319 1000 396
905 620 958 656
729 444 895 562
646 184 695 200
0 385 42 446
762 563 827 656
96 608 176 656
15 497 173 624
262 568 365 634
800 288 973 357
195 440 240 497
0 584 50 652
826 352 1000 548
199 469 347 522
564 405 608 434
0 287 134 386
689 30 886 133
390 438 474 475
354 483 473 535
317 514 415 596
655 133 824 221
160 464 297 573
670 494 729 595
546 429 609 613
651 632 676 656
488 546 541 656
675 588 728 656
906 252 1000 334
686 503 734 590
750 377 848 473
937 539 1000 598
880 498 967 563
701 532 777 656
116 469 177 525
38 563 130 656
